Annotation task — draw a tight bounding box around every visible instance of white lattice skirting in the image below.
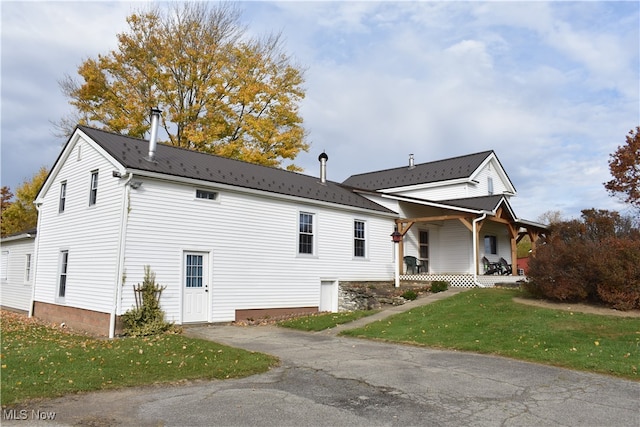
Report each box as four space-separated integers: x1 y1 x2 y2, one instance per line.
400 274 527 288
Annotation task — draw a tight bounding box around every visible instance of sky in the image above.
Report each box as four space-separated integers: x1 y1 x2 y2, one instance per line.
1 1 638 222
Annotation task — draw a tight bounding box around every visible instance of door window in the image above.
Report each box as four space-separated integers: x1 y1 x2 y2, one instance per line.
185 254 203 288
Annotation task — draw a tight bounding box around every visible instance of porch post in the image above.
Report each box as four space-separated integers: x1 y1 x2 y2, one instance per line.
394 243 400 288
511 238 518 276
391 228 402 288
508 224 518 276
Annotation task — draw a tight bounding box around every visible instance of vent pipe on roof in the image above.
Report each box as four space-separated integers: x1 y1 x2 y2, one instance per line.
147 108 162 162
318 152 328 185
409 153 415 170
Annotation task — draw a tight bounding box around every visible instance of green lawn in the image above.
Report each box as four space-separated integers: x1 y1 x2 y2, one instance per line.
278 309 378 331
338 289 640 380
0 311 278 405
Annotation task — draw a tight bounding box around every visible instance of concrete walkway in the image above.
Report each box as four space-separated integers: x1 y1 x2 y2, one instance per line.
6 288 638 427
320 286 468 335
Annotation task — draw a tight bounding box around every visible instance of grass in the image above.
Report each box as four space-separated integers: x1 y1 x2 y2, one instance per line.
339 289 640 380
0 310 278 406
278 310 379 331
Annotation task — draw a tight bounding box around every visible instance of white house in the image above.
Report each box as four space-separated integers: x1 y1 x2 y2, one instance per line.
1 229 36 312
28 113 545 336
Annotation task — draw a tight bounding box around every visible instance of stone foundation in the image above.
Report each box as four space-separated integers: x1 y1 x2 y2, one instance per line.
338 281 431 311
32 301 120 337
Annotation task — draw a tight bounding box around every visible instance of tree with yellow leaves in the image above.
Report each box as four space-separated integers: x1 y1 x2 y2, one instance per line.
1 167 49 237
58 2 309 171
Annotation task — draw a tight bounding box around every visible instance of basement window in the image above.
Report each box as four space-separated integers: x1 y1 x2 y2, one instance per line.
195 189 218 200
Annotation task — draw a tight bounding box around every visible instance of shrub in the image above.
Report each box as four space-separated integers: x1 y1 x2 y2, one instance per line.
401 290 418 300
593 237 640 310
121 266 176 336
525 209 640 310
430 281 449 293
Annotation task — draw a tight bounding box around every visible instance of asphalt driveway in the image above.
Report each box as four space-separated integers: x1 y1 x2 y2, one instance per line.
5 289 639 426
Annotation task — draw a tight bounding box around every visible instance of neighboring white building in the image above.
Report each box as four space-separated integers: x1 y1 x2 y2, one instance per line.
27 116 545 336
0 229 36 312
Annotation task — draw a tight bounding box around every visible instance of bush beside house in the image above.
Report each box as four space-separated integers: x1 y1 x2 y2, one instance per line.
524 209 640 310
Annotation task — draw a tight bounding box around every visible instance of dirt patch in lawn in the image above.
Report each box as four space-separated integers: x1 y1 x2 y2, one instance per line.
513 297 640 318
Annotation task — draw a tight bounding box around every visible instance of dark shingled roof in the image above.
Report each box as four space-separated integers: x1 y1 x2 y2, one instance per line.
342 151 494 191
437 195 508 213
78 126 394 214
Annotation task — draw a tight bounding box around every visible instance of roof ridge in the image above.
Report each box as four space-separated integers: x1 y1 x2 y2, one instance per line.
344 150 494 179
76 126 393 214
78 125 320 181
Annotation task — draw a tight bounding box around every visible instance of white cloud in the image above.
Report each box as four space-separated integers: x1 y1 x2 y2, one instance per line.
2 1 638 221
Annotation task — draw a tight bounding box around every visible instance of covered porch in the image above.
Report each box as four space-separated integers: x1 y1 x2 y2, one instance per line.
390 196 548 287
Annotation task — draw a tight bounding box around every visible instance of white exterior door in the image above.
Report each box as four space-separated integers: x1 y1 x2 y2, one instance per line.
319 280 338 312
182 252 209 323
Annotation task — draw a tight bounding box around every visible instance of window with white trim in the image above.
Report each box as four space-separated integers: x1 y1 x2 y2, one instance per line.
298 212 315 255
89 170 98 206
58 250 69 299
195 189 218 200
59 181 67 213
25 253 32 282
419 230 429 271
354 220 366 257
487 177 494 195
484 235 497 255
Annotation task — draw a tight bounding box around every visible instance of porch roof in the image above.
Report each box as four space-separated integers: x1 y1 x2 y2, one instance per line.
438 195 508 213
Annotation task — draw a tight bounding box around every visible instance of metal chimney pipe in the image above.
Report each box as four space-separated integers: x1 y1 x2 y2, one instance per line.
409 153 415 169
148 108 162 162
318 152 328 184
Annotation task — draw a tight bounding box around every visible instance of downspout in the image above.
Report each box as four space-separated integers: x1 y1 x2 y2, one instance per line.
29 203 43 318
472 213 487 288
110 172 132 338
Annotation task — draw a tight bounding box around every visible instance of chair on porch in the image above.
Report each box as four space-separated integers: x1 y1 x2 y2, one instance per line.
482 257 501 275
404 256 421 274
499 258 512 275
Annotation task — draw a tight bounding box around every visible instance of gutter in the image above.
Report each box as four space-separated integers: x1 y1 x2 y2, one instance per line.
472 213 487 288
110 172 132 338
29 203 43 318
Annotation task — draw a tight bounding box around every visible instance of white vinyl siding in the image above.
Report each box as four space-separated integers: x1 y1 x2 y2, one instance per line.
430 221 472 274
122 178 395 324
387 159 512 202
33 137 123 313
1 250 7 281
0 237 36 311
480 222 512 264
